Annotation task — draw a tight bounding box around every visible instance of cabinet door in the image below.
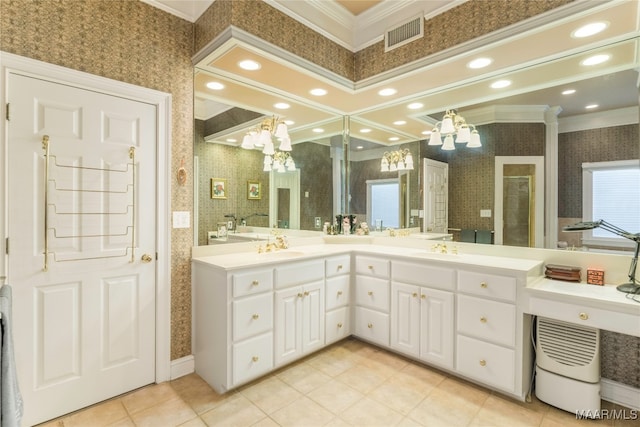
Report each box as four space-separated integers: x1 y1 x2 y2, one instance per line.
390 283 420 357
274 286 302 366
301 280 325 354
420 287 454 369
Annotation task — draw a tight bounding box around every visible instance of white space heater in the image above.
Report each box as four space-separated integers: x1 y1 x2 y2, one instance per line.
536 316 601 415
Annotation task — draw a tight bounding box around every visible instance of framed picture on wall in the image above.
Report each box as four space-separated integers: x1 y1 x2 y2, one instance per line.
247 180 261 200
211 178 227 199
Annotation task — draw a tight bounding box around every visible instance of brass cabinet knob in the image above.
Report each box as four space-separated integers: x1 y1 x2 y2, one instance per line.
337 291 343 296
579 312 589 320
480 282 488 288
337 322 343 328
421 294 426 299
479 359 486 367
252 356 259 362
368 291 373 296
368 265 374 270
304 291 310 296
337 264 343 270
251 280 259 286
412 292 418 298
297 293 304 298
252 314 259 320
480 316 487 323
141 254 153 263
367 323 373 329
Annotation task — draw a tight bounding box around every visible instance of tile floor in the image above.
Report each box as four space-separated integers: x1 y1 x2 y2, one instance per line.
39 338 639 427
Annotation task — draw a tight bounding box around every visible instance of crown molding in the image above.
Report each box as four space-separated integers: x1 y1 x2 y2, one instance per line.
559 106 639 133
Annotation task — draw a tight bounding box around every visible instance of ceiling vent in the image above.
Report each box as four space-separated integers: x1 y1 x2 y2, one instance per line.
385 15 424 52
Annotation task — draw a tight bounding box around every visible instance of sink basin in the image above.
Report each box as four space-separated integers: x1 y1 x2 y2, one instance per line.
255 250 306 259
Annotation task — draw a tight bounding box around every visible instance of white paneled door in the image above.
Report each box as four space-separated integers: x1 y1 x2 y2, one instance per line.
7 73 157 426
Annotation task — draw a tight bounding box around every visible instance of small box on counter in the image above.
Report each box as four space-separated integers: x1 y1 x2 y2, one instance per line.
544 264 581 282
587 268 605 286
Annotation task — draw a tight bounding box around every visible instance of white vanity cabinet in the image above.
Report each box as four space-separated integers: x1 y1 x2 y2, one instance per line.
390 261 455 369
274 259 325 366
354 255 390 346
455 269 521 393
325 255 351 344
192 262 274 393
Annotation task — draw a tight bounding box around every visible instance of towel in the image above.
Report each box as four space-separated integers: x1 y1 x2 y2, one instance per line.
0 285 23 427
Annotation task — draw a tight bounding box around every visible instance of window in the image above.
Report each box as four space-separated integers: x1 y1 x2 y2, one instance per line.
367 179 399 229
582 160 640 247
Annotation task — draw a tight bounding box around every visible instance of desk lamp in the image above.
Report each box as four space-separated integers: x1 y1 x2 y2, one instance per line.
563 220 640 293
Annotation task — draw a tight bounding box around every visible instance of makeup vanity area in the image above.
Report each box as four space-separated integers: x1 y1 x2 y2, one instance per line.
191 235 640 407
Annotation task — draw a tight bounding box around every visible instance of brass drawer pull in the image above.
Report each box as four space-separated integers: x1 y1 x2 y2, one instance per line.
251 280 259 286
579 312 589 320
368 265 374 270
337 322 343 328
412 292 418 298
337 291 343 296
252 356 259 362
421 294 426 299
367 323 373 329
368 291 373 296
304 291 310 296
252 314 259 320
480 316 487 323
297 292 304 298
479 359 486 367
480 282 487 288
337 264 343 270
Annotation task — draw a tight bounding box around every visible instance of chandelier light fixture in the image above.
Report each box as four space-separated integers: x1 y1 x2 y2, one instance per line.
240 116 296 172
380 149 414 172
428 109 482 150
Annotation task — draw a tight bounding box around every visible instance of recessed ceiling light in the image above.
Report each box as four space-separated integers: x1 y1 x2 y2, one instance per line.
407 102 423 110
378 88 397 96
467 57 493 69
226 138 236 143
356 145 364 150
581 54 610 66
562 89 576 95
572 22 608 38
312 128 324 133
284 120 294 125
238 59 261 71
393 120 407 126
310 88 327 96
389 137 400 141
206 81 225 90
421 130 432 135
274 102 290 109
360 128 372 133
491 79 511 89
585 104 599 109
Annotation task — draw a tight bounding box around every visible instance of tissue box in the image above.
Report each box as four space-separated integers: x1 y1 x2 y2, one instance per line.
587 268 604 286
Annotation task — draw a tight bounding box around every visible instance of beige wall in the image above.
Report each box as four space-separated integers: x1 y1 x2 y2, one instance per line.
0 0 195 360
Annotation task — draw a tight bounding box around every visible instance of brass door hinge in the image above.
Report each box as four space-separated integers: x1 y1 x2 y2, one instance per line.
5 103 9 121
5 237 8 255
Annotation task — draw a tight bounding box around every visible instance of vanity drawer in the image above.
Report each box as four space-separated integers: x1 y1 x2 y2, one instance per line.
392 261 455 291
325 307 350 344
457 270 516 302
355 276 390 312
232 332 273 386
326 275 350 311
232 293 273 342
457 335 515 393
355 256 390 278
232 269 273 298
326 255 351 277
355 306 389 347
275 260 324 289
457 294 516 347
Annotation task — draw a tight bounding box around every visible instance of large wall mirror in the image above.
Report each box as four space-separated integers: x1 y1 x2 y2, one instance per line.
193 2 639 249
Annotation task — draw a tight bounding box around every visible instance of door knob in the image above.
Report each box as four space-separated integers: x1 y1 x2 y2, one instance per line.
141 254 153 263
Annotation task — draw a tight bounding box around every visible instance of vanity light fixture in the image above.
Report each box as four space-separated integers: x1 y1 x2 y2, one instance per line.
380 149 414 172
240 116 296 172
563 220 640 293
428 109 482 150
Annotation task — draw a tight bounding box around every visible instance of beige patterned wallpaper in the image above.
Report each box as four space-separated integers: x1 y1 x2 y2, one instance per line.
0 0 195 360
